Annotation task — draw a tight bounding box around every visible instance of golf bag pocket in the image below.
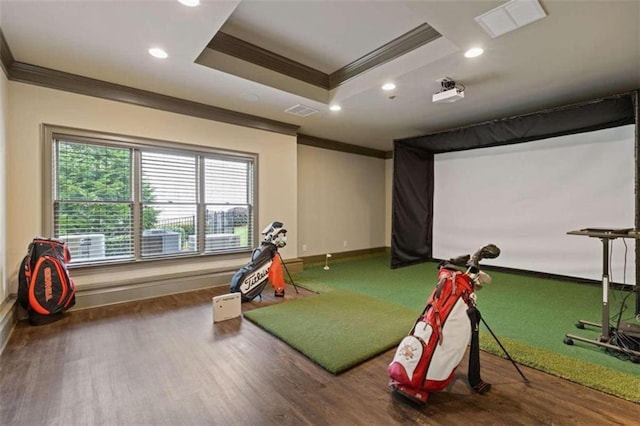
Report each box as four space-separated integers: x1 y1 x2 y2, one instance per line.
28 255 75 316
388 334 428 389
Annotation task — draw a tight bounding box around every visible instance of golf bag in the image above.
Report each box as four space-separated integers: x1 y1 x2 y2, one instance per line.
18 237 76 325
230 221 287 302
387 244 500 404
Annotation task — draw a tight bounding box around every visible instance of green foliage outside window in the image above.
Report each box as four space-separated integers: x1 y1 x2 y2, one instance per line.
56 142 160 255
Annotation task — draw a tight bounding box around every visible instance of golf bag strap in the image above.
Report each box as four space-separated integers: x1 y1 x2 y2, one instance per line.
467 305 491 394
425 275 450 345
425 277 443 306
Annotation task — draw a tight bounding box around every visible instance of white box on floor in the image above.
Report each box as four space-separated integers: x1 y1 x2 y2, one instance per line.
212 293 241 322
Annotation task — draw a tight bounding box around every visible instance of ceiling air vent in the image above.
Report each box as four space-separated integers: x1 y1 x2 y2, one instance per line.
285 104 318 117
475 0 546 38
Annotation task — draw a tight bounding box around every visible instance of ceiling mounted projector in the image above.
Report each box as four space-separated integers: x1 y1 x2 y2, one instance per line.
432 87 465 103
432 78 465 103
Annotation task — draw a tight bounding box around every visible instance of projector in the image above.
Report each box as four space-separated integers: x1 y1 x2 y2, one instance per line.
432 87 465 103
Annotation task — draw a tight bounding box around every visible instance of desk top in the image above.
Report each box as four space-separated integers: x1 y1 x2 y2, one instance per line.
567 228 640 239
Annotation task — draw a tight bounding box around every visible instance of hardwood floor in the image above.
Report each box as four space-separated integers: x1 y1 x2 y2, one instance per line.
1 285 639 425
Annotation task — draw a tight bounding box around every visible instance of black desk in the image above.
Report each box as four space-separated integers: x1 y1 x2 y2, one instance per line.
565 228 640 360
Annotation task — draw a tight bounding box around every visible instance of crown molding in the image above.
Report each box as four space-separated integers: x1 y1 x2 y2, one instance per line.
208 32 330 90
0 28 14 77
329 23 441 88
7 61 299 136
207 24 441 91
298 133 387 159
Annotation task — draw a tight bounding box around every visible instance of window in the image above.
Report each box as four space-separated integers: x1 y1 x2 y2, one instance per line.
44 126 256 265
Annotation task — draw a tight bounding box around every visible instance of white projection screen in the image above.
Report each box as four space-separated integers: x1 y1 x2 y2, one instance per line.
433 124 636 285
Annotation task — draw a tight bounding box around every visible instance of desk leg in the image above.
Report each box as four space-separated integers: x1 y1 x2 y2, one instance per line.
574 237 610 341
600 238 610 341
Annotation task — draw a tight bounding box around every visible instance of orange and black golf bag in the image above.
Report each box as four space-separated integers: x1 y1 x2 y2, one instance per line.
18 237 76 325
230 221 290 302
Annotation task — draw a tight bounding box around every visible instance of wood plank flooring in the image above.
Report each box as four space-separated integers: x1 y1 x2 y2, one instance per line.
1 285 639 425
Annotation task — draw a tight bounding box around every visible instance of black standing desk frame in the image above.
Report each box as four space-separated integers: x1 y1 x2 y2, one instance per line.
565 229 640 361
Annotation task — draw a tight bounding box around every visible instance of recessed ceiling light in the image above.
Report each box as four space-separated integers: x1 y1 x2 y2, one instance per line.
464 47 484 58
329 105 342 112
382 83 396 91
178 0 200 6
148 48 168 59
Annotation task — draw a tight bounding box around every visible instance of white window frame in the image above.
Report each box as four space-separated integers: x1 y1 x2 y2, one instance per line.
42 124 258 269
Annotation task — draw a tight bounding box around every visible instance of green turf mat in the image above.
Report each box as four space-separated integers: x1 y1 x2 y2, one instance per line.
243 289 418 374
293 253 640 402
479 331 640 403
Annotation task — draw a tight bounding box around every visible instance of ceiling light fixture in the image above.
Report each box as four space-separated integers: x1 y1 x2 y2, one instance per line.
464 47 484 58
148 48 168 59
330 105 342 112
178 0 201 6
382 83 396 91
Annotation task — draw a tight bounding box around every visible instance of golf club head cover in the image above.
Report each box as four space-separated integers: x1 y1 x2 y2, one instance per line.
469 244 500 267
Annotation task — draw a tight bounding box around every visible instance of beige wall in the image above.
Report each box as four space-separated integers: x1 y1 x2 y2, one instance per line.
0 71 7 303
7 82 297 291
297 144 386 257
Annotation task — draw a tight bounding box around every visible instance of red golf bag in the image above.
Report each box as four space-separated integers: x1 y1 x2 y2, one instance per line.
387 245 499 403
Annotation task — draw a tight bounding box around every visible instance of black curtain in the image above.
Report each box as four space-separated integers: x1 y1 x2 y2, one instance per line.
391 145 433 268
391 90 638 269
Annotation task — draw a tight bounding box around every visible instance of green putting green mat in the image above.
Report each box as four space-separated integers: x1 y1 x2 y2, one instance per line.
243 289 418 374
